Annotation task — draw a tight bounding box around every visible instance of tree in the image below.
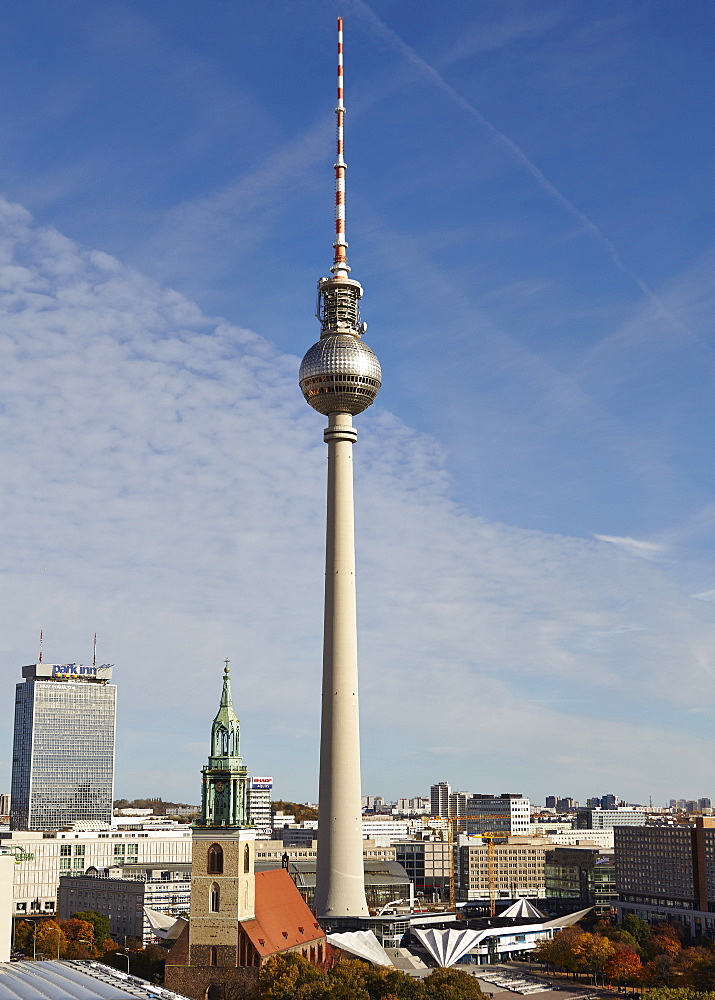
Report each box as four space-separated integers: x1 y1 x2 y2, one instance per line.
72 910 110 950
641 989 715 1000
532 927 583 972
623 914 652 948
35 919 68 959
645 927 682 961
676 946 715 991
604 947 643 985
329 959 419 1000
569 932 617 978
14 921 36 956
420 967 485 1000
252 952 324 1000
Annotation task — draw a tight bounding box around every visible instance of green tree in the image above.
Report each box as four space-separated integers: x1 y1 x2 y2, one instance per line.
642 989 715 1000
420 967 485 1000
623 914 652 947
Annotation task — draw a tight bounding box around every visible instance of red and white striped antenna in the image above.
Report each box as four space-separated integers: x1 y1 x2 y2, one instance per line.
331 17 350 277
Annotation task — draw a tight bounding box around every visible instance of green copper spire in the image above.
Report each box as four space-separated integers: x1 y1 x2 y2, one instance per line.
210 660 241 761
197 660 250 829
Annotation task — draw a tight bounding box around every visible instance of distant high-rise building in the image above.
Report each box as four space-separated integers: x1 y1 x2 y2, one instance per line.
576 807 646 831
600 794 618 809
556 797 577 811
466 794 531 837
700 798 712 810
248 778 273 837
11 662 116 831
545 796 556 809
0 794 10 817
430 782 451 818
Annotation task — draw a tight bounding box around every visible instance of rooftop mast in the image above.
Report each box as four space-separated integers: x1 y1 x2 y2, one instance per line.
332 17 349 278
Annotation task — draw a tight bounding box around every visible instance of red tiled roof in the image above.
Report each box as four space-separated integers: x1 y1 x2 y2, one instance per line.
241 869 325 959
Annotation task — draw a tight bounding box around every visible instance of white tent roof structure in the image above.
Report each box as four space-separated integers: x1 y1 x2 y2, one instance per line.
411 927 482 968
143 906 188 940
327 929 393 967
500 899 546 920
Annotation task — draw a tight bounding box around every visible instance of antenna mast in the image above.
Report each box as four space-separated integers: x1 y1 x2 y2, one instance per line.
93 633 97 667
38 629 43 664
332 17 349 277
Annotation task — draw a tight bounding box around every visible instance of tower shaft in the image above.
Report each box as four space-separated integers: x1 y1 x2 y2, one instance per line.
315 412 368 917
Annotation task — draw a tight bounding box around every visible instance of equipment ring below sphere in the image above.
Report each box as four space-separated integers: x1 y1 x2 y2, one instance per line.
300 334 381 415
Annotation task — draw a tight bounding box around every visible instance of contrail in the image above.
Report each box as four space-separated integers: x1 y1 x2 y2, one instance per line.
344 0 692 335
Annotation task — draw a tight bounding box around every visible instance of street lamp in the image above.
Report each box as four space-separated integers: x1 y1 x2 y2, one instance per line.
114 951 130 973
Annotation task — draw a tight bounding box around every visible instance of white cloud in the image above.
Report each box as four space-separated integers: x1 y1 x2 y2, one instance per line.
593 534 664 557
0 197 714 806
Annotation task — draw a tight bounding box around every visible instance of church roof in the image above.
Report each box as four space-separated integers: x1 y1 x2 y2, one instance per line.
240 869 325 959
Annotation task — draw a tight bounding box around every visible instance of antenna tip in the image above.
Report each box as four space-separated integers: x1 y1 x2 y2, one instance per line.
337 16 343 29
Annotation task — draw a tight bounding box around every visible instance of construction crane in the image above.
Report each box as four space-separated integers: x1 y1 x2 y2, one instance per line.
480 833 500 917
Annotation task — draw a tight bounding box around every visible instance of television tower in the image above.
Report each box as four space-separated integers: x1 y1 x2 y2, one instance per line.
299 17 381 920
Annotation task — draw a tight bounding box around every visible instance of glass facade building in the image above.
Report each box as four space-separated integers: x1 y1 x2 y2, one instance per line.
10 662 116 831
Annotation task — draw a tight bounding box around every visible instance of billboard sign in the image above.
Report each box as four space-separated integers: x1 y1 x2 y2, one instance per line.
251 777 273 790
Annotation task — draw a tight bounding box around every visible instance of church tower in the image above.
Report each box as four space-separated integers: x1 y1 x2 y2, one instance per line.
188 662 256 968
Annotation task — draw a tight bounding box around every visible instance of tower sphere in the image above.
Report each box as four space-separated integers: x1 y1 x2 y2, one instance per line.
299 334 381 416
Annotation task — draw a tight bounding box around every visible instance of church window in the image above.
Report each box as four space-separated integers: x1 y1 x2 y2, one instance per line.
208 844 223 874
244 843 250 873
206 985 221 1000
210 882 220 913
209 947 218 967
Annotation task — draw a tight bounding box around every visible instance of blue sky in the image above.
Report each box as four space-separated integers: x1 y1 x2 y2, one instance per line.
0 0 714 807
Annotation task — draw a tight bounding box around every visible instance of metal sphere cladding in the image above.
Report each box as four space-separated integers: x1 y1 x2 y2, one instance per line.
299 334 382 416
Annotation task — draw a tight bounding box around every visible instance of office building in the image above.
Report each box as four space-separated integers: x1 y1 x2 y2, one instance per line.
0 826 193 916
545 844 616 915
11 661 116 831
430 782 451 818
576 807 646 830
615 818 715 937
449 791 472 832
248 778 273 838
59 862 191 944
456 835 549 901
395 840 453 903
466 794 531 836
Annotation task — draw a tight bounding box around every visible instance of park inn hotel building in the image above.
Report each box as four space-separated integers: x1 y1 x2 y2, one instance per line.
10 662 116 831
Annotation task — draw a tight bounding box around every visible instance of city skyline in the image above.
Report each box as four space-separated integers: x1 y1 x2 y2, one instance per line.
0 1 714 805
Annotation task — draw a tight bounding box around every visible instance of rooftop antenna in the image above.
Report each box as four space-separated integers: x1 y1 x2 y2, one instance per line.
93 633 97 667
38 629 43 664
332 16 349 278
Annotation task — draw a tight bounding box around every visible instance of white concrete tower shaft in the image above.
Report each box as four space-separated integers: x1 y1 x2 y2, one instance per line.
316 411 367 917
298 18 381 920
